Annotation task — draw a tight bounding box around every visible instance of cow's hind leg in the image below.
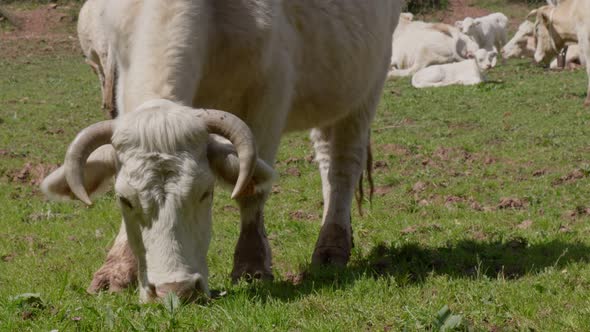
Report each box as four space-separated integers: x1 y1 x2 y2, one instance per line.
311 106 373 266
87 222 137 293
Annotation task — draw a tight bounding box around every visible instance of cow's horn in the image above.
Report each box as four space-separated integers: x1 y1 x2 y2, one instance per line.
200 109 256 199
526 9 538 19
64 120 114 205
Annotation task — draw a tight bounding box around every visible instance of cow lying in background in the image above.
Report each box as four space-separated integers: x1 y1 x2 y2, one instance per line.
456 12 508 60
549 45 585 69
77 0 117 118
411 48 496 88
530 0 590 106
389 19 480 77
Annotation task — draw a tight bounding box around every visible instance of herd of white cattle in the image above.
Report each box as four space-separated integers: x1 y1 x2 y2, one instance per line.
390 1 588 90
38 0 589 303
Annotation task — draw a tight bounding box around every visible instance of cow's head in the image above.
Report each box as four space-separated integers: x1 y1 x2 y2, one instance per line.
41 99 274 302
473 48 497 70
501 20 535 59
459 17 479 35
530 6 562 64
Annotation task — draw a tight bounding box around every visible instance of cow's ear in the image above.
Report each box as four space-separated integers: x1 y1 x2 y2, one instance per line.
41 145 118 203
207 135 276 197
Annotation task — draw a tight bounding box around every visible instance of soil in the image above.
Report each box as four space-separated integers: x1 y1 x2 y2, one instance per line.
422 0 491 25
0 4 80 58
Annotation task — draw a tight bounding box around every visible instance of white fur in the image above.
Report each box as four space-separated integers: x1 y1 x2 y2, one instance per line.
549 44 586 69
457 13 508 63
389 19 480 77
411 48 494 88
43 0 402 302
77 0 117 115
501 20 536 59
532 1 590 105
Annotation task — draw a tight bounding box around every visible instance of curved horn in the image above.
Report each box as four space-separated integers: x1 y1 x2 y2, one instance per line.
64 120 114 205
200 109 256 199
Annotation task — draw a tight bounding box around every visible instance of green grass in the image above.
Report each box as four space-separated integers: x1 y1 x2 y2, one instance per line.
2 50 590 330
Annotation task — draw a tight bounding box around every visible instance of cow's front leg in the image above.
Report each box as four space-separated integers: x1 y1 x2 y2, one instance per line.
87 221 137 293
311 109 372 266
231 192 273 281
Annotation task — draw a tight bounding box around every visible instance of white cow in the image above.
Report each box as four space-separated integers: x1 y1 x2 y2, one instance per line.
41 0 402 302
456 13 508 60
77 0 117 118
501 20 536 59
530 1 590 106
501 20 584 69
411 48 496 88
389 19 480 77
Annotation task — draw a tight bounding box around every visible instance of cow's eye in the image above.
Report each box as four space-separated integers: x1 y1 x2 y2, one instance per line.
118 196 133 209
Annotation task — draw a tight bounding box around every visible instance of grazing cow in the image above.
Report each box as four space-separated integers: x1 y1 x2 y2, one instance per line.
501 20 536 59
77 0 118 118
411 48 496 88
501 20 584 69
530 1 590 106
456 13 508 61
41 0 402 302
389 19 480 77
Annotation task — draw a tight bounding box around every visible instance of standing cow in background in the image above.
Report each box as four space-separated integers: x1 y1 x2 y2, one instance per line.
41 0 402 302
530 0 590 106
77 0 118 118
456 13 508 63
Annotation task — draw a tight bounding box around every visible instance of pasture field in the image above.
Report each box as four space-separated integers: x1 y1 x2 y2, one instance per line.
2 5 590 332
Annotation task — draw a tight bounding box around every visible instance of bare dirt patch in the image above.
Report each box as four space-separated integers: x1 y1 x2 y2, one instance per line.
1 4 80 58
552 169 588 186
289 210 316 221
422 0 491 25
497 197 528 210
8 162 59 186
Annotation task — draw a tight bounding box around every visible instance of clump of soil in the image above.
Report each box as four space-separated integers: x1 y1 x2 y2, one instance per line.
9 162 59 186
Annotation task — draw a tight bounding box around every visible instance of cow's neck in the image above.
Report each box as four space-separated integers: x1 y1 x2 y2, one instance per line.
551 6 577 45
125 0 212 112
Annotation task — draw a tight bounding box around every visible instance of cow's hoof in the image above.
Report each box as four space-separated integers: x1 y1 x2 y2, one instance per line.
231 223 273 283
311 223 352 266
87 245 137 294
584 97 590 107
231 266 274 283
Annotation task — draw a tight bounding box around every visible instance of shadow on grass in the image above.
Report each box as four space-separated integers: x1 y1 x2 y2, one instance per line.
239 238 590 302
